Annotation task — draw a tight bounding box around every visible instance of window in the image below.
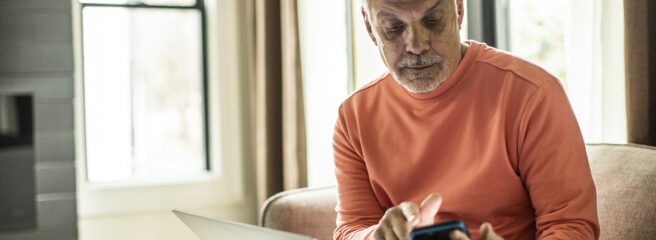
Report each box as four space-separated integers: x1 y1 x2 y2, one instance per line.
74 0 249 220
80 0 209 182
507 0 568 84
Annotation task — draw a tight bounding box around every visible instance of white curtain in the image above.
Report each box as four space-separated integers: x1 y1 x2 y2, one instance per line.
298 0 350 187
565 0 626 144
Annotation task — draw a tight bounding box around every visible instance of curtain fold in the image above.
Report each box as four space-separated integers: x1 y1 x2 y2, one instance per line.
624 0 656 146
253 0 307 206
280 0 307 192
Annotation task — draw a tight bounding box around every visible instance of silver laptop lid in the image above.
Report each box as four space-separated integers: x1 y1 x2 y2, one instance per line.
173 209 316 240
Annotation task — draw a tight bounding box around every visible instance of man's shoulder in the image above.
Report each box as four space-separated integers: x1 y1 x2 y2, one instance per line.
474 44 559 88
340 72 391 108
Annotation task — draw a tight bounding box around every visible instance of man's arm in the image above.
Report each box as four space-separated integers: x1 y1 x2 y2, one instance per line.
333 105 383 240
517 81 600 239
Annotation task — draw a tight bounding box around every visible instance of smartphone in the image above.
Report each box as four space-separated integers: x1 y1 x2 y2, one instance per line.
409 220 470 240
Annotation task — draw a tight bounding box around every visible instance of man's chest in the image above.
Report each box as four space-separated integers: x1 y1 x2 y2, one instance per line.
352 99 529 211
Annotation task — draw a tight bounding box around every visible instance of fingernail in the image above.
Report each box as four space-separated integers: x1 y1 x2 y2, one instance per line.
481 222 491 231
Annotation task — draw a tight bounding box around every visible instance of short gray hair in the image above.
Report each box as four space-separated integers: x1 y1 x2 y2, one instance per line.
361 0 370 13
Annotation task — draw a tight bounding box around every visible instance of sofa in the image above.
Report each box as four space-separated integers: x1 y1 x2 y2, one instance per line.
259 143 656 240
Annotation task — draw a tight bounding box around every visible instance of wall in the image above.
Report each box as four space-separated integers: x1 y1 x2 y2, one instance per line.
0 0 78 239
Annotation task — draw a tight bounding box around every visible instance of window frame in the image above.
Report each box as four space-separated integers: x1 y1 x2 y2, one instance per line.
79 0 211 182
73 0 253 218
466 0 510 50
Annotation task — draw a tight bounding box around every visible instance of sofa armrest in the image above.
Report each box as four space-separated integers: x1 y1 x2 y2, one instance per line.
260 186 337 240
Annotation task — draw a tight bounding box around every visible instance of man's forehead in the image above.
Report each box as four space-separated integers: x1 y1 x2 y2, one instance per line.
367 0 445 8
367 0 447 17
380 0 438 4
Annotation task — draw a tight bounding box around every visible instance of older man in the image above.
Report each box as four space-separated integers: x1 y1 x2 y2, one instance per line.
332 0 600 239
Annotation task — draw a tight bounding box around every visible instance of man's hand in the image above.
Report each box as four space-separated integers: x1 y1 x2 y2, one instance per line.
450 222 504 240
371 193 443 240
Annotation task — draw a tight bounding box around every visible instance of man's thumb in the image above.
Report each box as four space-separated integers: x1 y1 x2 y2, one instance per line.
480 222 503 240
418 193 442 226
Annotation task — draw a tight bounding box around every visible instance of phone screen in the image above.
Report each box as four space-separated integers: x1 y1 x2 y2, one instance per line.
410 220 470 240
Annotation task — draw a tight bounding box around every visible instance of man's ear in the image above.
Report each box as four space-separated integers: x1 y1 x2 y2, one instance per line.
362 8 378 46
456 0 464 30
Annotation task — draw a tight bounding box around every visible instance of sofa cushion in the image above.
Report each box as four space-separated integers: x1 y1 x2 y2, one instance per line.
260 186 338 240
586 143 656 240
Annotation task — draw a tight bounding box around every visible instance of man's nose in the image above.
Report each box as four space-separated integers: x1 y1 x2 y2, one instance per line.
404 24 430 55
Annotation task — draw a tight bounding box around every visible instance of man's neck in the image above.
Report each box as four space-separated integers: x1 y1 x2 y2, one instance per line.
459 42 469 59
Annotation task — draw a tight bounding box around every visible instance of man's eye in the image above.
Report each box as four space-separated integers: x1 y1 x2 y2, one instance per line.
424 18 440 26
386 25 404 33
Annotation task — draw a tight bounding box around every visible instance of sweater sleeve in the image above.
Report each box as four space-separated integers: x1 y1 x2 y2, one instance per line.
517 81 600 239
333 105 384 240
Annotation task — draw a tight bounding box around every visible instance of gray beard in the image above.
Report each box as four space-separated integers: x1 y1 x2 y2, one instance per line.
392 66 450 93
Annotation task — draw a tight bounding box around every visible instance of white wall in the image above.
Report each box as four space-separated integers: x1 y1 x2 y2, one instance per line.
0 0 78 238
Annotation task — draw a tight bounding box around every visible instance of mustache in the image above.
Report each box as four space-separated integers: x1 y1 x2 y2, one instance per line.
397 54 443 68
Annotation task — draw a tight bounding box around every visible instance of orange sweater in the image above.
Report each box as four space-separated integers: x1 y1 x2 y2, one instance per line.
333 41 599 240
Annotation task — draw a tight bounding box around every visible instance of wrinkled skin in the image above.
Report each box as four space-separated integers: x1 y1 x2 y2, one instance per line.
362 0 468 93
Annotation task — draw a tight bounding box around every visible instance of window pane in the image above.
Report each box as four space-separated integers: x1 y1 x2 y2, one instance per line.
83 7 206 182
79 0 196 6
508 0 568 84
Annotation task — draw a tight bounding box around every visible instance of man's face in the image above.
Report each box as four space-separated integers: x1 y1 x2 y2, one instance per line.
363 0 464 93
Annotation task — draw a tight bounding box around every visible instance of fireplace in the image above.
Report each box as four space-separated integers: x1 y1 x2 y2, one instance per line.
0 94 36 232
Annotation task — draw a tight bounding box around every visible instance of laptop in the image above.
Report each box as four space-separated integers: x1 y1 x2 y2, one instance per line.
173 209 316 240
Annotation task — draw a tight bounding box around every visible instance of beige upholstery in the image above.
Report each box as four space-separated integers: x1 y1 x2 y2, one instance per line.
260 144 656 240
260 186 338 240
586 144 656 239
